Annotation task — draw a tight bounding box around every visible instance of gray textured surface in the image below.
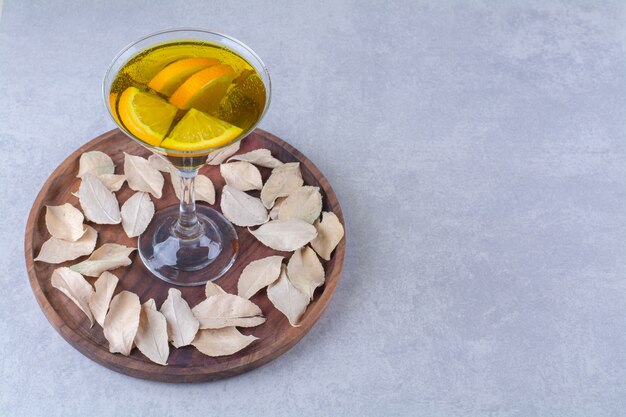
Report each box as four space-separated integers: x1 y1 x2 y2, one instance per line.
1 1 625 416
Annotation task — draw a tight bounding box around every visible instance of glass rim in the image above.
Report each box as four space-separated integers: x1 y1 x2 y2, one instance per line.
102 28 272 157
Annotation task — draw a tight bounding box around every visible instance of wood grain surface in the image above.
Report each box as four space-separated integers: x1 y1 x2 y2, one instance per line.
24 128 345 382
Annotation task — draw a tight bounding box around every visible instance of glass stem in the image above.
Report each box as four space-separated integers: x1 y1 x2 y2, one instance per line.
174 168 202 239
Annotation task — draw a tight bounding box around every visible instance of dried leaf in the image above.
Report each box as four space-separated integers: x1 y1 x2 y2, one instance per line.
144 298 157 310
237 255 283 299
277 186 322 224
51 267 94 327
206 140 241 165
77 151 115 178
310 211 345 260
124 153 164 198
121 192 155 238
88 271 119 327
287 247 325 300
192 294 265 329
78 173 121 224
249 219 317 252
98 174 126 192
171 171 215 205
134 299 169 365
148 154 173 172
160 288 199 348
269 197 285 220
192 327 257 357
70 243 135 277
45 203 86 241
267 265 309 326
205 281 227 298
220 185 269 227
260 162 303 208
35 226 98 264
227 148 283 169
220 161 262 191
103 291 140 356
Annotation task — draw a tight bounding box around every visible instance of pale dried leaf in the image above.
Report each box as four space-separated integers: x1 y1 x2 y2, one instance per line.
77 151 115 178
310 211 345 260
205 281 227 298
287 247 325 300
192 327 257 357
148 154 173 172
78 173 121 224
51 267 94 327
144 298 157 310
135 299 169 365
98 174 126 192
220 185 269 227
227 148 283 168
45 203 86 241
103 291 140 356
88 271 119 327
160 288 199 348
267 266 309 326
206 141 241 165
277 186 322 224
172 171 215 205
124 153 164 198
121 192 155 238
35 226 98 264
70 243 135 277
220 161 262 191
237 255 284 299
269 197 285 220
260 162 304 208
192 294 265 329
249 219 317 252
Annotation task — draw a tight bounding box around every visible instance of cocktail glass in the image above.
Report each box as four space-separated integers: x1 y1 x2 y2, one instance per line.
103 29 271 286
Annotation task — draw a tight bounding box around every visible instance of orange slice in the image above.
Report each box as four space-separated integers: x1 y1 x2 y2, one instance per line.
108 93 122 126
169 64 235 113
118 87 178 146
148 58 219 96
160 108 242 151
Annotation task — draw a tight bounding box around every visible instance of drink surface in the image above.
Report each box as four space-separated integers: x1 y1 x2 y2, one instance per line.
109 40 266 155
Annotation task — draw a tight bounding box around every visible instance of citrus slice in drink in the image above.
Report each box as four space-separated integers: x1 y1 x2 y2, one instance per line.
148 58 219 96
160 108 243 151
118 87 178 146
108 92 122 125
169 64 235 113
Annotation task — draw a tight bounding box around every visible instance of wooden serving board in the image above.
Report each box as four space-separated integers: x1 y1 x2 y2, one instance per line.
24 128 345 382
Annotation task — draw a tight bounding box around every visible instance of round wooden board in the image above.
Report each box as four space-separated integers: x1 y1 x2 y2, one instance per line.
24 128 345 382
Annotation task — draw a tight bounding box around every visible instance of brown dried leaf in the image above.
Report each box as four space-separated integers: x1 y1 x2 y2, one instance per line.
192 327 257 357
98 174 126 192
51 267 94 327
124 153 164 198
237 255 284 299
45 203 86 241
205 281 227 298
88 271 119 327
227 148 283 169
160 288 199 348
134 299 169 365
220 161 262 191
310 211 345 260
35 225 98 264
267 265 309 326
220 185 269 227
287 246 325 300
249 219 317 252
148 154 173 172
77 151 115 178
260 162 304 208
206 140 241 165
70 243 135 277
277 186 322 224
192 294 265 329
103 290 140 356
78 173 121 224
121 192 154 238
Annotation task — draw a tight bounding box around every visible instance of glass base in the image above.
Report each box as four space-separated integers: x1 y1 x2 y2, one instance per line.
138 205 238 286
